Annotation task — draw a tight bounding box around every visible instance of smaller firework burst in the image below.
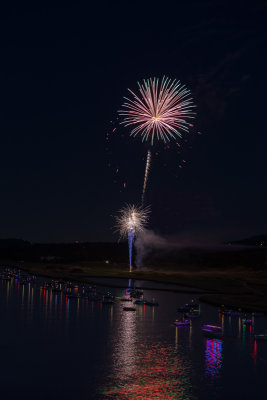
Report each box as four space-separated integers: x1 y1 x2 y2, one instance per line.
115 204 150 272
115 204 150 238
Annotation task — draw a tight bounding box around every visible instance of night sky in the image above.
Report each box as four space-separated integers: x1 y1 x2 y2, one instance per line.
0 1 266 242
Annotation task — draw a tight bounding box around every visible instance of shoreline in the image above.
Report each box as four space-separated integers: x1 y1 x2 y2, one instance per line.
1 259 267 313
16 265 210 294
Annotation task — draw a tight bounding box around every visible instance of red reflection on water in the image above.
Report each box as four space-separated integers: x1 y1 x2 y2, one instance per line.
103 309 193 399
205 338 223 377
104 342 192 399
251 340 257 366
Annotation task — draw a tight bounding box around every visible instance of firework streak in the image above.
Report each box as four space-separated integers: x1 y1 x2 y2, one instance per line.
128 228 134 272
141 149 151 206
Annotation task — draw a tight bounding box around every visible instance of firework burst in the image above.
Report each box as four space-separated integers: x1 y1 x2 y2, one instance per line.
119 76 195 145
115 204 150 271
115 204 150 238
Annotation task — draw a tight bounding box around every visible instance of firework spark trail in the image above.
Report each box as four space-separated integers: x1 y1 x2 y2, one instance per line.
141 149 151 207
115 205 150 272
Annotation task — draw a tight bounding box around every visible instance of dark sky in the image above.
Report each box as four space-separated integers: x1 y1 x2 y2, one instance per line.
0 1 266 242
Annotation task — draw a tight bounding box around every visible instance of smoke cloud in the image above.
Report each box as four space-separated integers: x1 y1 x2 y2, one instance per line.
134 229 171 267
134 227 254 268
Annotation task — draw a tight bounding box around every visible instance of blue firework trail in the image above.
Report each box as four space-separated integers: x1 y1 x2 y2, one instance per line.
128 228 134 272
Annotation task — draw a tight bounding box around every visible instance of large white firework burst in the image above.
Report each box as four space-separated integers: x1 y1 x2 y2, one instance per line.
119 76 196 145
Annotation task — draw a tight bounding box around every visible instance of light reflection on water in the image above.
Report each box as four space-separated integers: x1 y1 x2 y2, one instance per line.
205 338 223 377
102 309 194 400
104 342 194 399
1 275 267 400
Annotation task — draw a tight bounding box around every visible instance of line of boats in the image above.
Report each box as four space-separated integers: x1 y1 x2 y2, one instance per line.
218 306 265 318
1 267 267 340
174 301 267 341
174 300 201 328
0 267 159 311
121 288 159 311
0 270 36 284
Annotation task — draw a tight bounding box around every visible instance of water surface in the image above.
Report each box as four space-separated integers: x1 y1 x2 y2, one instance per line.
0 274 266 399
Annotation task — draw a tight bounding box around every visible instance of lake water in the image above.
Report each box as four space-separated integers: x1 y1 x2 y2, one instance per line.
0 273 266 399
88 277 206 292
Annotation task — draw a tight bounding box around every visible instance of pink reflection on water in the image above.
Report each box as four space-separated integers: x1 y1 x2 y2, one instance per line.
205 338 223 377
102 309 193 399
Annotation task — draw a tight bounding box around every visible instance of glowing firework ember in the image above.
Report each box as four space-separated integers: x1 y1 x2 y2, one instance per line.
119 76 195 145
115 205 149 271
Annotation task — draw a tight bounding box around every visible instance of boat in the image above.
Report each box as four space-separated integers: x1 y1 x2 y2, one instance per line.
134 299 146 305
255 334 267 341
103 293 115 300
123 307 136 312
133 299 158 306
177 302 198 313
242 319 252 325
222 309 243 317
128 289 143 298
27 276 36 283
2 275 11 281
202 324 222 337
40 285 51 290
173 319 190 327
